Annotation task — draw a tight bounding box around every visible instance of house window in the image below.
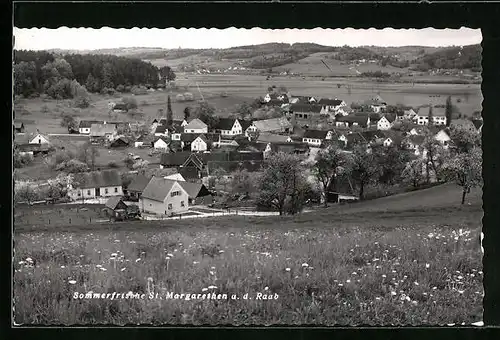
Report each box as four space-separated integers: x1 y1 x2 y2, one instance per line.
87 190 91 195
78 192 81 197
105 188 109 194
168 204 172 210
171 191 180 197
115 187 118 193
181 201 185 207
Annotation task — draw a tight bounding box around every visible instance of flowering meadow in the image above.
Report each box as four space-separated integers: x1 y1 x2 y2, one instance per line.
13 203 483 325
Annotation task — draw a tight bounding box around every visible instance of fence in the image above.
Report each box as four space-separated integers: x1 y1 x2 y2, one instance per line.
141 209 280 221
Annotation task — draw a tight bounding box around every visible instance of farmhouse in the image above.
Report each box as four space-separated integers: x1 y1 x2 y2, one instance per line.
434 128 452 147
302 130 334 147
140 177 189 216
184 118 208 134
326 173 359 204
335 114 370 128
414 107 447 126
154 124 170 137
69 170 123 201
79 120 104 134
289 95 317 104
364 96 387 113
191 134 209 152
263 142 309 158
154 137 171 151
90 123 117 142
214 118 244 136
250 117 293 134
318 98 346 112
178 181 213 205
180 133 200 150
110 136 130 148
16 143 51 157
377 116 395 130
397 108 417 121
290 104 325 120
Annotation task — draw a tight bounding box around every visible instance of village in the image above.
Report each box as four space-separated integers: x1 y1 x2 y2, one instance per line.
13 87 483 224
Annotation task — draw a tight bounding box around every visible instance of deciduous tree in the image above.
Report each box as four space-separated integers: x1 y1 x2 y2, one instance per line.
348 144 380 200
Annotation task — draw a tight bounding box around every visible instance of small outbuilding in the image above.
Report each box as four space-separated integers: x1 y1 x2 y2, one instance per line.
104 196 128 220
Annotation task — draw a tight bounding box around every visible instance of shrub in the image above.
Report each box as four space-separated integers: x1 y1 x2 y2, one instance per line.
183 92 194 101
54 159 89 173
108 161 119 168
13 151 33 168
176 94 185 102
131 85 148 95
116 84 125 93
122 97 138 110
101 87 116 95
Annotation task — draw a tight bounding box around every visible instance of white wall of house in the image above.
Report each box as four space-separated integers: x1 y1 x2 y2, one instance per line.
68 186 123 201
191 138 208 152
171 133 181 141
383 138 393 147
414 115 447 126
29 134 50 145
135 141 144 148
303 137 322 147
140 182 189 215
377 117 392 130
154 139 169 150
79 127 91 134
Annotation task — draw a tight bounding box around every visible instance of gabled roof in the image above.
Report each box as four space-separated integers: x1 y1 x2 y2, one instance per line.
161 151 192 167
417 106 446 117
194 134 208 144
207 160 263 174
142 177 182 202
215 118 237 131
155 125 169 134
181 133 200 142
184 118 208 130
178 181 210 198
471 119 483 130
79 120 104 128
269 142 309 153
252 117 293 132
303 129 329 140
336 115 369 125
105 196 127 210
127 174 151 192
13 121 24 129
290 104 322 113
257 132 291 144
183 153 205 169
177 166 201 180
327 173 357 196
154 136 170 144
238 142 268 152
110 136 130 147
240 119 254 131
318 98 343 106
72 170 122 189
90 123 117 136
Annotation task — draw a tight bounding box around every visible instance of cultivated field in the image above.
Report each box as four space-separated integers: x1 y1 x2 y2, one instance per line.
13 184 483 325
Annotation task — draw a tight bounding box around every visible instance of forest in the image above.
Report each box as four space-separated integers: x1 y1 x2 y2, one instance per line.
410 44 482 71
13 50 176 99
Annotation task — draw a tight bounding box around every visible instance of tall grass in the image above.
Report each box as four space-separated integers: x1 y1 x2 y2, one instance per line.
13 221 482 325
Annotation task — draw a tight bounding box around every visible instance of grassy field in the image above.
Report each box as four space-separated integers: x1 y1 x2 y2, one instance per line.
13 184 483 325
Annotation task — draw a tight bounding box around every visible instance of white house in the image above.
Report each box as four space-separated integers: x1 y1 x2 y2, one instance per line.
414 107 447 126
90 124 117 142
29 133 50 145
318 98 346 113
140 177 189 216
78 120 103 134
68 170 123 201
377 116 393 131
183 119 208 134
191 135 209 152
153 137 170 151
397 108 417 121
215 118 243 136
302 130 334 147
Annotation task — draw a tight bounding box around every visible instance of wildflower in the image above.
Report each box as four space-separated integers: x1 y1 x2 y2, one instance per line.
352 272 357 275
338 283 344 287
470 274 475 278
193 261 199 264
135 258 141 262
211 266 216 270
411 300 418 306
264 286 269 291
120 268 126 272
309 267 314 270
457 276 463 280
382 274 387 278
26 257 33 263
209 271 215 275
111 253 117 257
60 266 65 269
346 279 351 283
18 261 25 265
219 250 224 253
375 297 381 301
167 253 174 257
414 282 419 286
285 268 291 272
100 267 107 271
457 290 465 294
391 291 397 296
201 288 208 292
302 263 309 268
425 263 430 269
432 287 437 290
68 280 77 285
207 285 217 289
295 276 299 279
392 270 397 273
165 257 171 260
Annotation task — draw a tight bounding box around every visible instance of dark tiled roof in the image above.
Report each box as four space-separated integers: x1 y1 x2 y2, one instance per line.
127 174 151 192
155 125 168 134
105 196 127 210
160 152 192 167
181 133 200 142
207 160 263 174
79 120 104 128
240 119 254 131
142 177 179 202
471 119 483 130
178 181 211 198
303 129 329 140
215 118 236 131
72 170 122 189
269 142 309 153
177 166 201 180
290 104 322 113
110 137 130 147
318 98 343 106
336 115 369 126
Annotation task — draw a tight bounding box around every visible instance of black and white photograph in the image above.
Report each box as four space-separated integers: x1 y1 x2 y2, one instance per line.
13 27 483 326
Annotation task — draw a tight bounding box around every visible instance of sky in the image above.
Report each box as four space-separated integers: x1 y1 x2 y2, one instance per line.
13 27 482 51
